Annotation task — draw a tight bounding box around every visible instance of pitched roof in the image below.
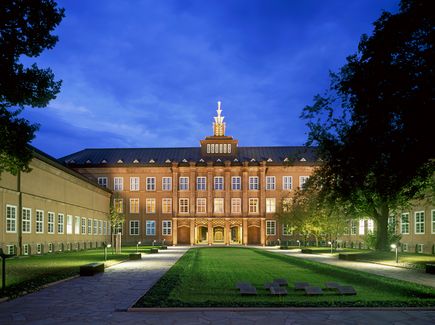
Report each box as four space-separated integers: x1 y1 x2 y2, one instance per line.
60 146 318 166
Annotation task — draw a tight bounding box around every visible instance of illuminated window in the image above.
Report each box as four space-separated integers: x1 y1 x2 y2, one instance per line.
214 198 224 213
162 198 172 214
179 177 189 190
266 176 275 190
266 198 276 213
283 176 292 190
415 211 425 234
179 198 189 213
197 198 206 213
228 144 231 153
22 208 31 233
359 219 365 235
130 198 140 213
48 212 55 234
93 219 98 235
114 177 123 191
67 215 73 234
114 199 123 213
130 177 140 191
207 144 210 153
88 218 92 235
231 198 241 213
6 205 17 233
249 198 259 214
162 177 172 191
57 213 64 234
146 198 156 214
249 176 259 190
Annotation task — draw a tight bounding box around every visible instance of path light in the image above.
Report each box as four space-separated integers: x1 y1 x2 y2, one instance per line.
391 244 398 263
136 241 141 253
277 238 281 247
296 240 301 249
102 242 111 261
328 241 333 254
152 240 156 247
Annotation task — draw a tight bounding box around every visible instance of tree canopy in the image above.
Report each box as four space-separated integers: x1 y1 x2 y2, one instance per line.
300 0 434 250
0 0 64 175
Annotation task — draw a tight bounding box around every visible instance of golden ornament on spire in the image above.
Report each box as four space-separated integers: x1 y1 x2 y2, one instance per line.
213 101 226 136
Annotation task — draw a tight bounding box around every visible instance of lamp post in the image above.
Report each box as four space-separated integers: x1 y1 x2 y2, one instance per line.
102 243 111 261
277 238 281 247
136 241 141 253
328 241 333 254
296 240 301 249
152 239 156 247
0 248 15 292
391 244 398 263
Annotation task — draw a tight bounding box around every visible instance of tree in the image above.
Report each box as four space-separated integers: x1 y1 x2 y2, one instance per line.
0 0 64 175
301 0 434 250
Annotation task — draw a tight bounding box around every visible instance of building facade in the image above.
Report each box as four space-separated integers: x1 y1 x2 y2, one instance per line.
0 148 112 255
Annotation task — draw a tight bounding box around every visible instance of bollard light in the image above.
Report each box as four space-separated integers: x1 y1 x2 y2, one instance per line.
152 239 156 247
391 244 398 263
102 242 111 261
296 240 301 249
328 241 333 254
136 241 141 253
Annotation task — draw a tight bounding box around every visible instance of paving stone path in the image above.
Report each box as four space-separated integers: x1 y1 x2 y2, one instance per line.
264 247 435 288
0 246 434 324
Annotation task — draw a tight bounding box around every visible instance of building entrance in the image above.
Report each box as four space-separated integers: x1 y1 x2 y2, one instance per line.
230 226 241 244
197 226 208 244
213 227 224 243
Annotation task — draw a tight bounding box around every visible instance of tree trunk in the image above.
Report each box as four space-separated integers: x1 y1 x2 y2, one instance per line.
375 202 389 251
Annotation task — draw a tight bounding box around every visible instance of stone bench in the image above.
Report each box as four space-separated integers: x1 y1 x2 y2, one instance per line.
79 262 104 276
129 253 142 260
160 245 168 250
426 264 435 274
150 248 159 254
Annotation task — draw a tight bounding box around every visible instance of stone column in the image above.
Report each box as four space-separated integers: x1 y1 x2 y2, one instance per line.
172 218 178 245
260 218 266 246
208 219 213 245
190 218 195 246
243 218 248 246
225 218 230 245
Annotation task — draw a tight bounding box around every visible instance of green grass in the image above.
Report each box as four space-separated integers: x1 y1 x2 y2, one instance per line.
134 247 435 307
0 245 160 298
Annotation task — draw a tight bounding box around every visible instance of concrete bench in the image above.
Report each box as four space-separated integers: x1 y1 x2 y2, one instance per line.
160 245 168 250
270 286 288 296
79 262 104 276
150 248 159 254
305 286 324 296
129 253 142 260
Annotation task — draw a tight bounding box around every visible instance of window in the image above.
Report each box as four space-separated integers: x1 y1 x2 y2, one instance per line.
98 177 108 188
232 176 241 190
6 205 17 233
249 198 259 214
359 219 365 235
130 198 140 214
23 244 29 256
196 198 207 213
266 176 275 190
249 176 259 190
6 245 16 255
114 177 123 191
388 216 397 232
162 198 172 214
282 198 292 212
99 220 102 235
48 243 53 253
130 220 139 235
207 144 210 153
214 177 224 190
36 243 42 254
197 177 207 191
67 215 73 234
57 213 64 234
36 210 44 233
81 217 86 235
114 199 123 213
179 198 189 213
146 177 155 191
350 220 357 235
104 221 108 235
93 219 98 235
266 220 276 235
367 219 374 233
88 218 92 235
401 213 409 234
417 244 424 253
432 210 435 234
162 220 172 235
283 176 292 190
146 198 156 213
402 243 408 252
130 177 140 191
266 198 276 213
214 198 224 213
162 177 172 191
179 177 189 190
299 176 309 189
415 211 425 234
146 220 156 236
22 208 31 233
74 216 80 234
48 212 55 234
231 198 241 214
282 224 292 236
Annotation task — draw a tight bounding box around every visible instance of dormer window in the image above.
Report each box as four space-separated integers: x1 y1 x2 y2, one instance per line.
283 157 289 162
117 159 124 164
199 159 205 163
216 158 221 162
133 159 140 164
148 159 155 164
86 160 92 164
267 158 273 162
250 158 256 162
233 158 238 162
182 159 188 163
69 159 75 164
165 159 171 163
300 157 306 162
101 159 107 164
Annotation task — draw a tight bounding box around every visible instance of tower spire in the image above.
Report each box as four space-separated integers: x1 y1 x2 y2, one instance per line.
213 101 226 136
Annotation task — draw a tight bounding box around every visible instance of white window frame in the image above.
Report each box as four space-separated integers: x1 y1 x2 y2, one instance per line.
47 212 55 234
214 198 224 213
74 216 80 234
6 245 16 255
114 198 123 213
231 198 241 214
57 213 64 234
249 176 259 190
23 244 29 255
146 177 156 191
146 198 156 214
162 198 172 214
249 198 259 214
81 217 86 235
196 198 207 214
130 176 140 191
22 207 32 234
401 213 409 234
179 177 189 190
179 198 189 213
130 198 140 214
67 215 73 234
350 220 357 235
214 176 224 190
98 177 108 188
283 176 292 190
266 220 276 235
367 219 374 233
114 177 123 191
98 220 102 235
282 224 292 236
197 176 207 191
232 176 241 191
129 220 140 235
266 198 276 213
431 210 435 234
266 176 275 190
417 243 424 253
6 205 17 233
146 220 156 236
162 177 172 191
36 210 44 234
88 218 92 235
299 176 309 189
415 211 425 234
93 219 98 235
359 219 365 235
162 220 172 236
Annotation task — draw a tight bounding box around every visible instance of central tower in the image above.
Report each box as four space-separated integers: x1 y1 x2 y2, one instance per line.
200 101 238 157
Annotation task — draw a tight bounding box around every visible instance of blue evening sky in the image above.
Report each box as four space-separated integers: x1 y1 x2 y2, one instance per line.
22 0 399 158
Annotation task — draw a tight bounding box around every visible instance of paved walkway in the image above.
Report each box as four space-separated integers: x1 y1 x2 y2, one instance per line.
0 246 434 324
262 247 435 288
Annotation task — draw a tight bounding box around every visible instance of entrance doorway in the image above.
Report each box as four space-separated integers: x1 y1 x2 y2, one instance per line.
177 227 190 244
197 226 208 244
230 226 241 244
213 227 224 243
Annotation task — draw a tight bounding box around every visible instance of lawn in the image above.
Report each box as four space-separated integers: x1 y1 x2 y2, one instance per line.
0 245 160 298
134 247 435 307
